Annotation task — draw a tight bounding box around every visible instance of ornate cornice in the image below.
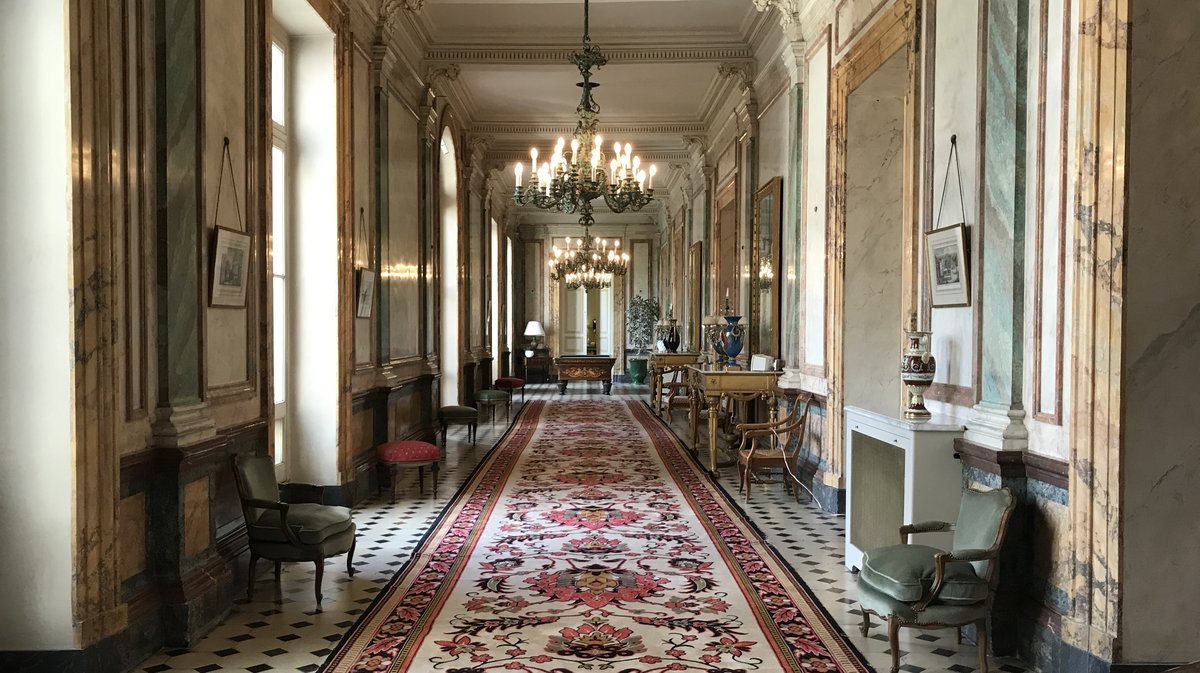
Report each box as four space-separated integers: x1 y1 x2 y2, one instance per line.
424 44 752 65
426 63 460 86
753 0 801 26
718 62 754 95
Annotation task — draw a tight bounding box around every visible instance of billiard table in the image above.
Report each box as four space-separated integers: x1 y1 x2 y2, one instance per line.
554 355 617 395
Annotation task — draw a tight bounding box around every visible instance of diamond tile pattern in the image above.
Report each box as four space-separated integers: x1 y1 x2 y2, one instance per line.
136 383 1031 673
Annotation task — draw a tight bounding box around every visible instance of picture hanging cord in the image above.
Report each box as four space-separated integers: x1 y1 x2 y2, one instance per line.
211 137 245 232
934 134 967 230
356 207 372 270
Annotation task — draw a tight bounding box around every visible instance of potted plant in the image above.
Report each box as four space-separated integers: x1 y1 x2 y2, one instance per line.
625 294 660 385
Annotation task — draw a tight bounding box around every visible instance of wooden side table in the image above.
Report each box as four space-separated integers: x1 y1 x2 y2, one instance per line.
524 354 552 383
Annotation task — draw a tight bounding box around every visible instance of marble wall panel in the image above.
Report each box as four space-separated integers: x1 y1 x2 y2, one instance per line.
1121 0 1200 660
119 493 146 581
802 34 830 372
353 48 373 366
183 478 211 558
203 0 251 390
842 58 905 416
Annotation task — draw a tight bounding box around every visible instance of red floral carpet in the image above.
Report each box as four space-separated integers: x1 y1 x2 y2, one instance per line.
323 401 871 673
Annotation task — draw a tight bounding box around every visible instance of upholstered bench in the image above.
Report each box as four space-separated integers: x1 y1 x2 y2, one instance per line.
376 441 440 502
437 405 478 446
494 376 527 402
475 389 511 423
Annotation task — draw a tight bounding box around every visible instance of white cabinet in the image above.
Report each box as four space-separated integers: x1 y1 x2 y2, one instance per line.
843 406 966 570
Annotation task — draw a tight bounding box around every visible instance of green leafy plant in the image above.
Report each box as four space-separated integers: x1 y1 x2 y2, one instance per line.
625 294 660 354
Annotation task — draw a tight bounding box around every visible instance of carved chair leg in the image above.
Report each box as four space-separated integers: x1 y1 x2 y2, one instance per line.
432 462 440 499
956 626 962 645
346 536 357 576
887 616 901 673
976 618 988 673
441 423 447 447
859 609 871 637
418 465 426 495
389 463 399 504
313 559 325 608
247 553 259 601
274 561 282 584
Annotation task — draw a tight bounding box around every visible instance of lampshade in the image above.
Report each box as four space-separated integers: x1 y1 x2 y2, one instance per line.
523 321 545 337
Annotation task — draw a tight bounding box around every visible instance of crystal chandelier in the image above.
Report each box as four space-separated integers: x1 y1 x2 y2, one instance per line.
549 234 627 291
512 0 655 290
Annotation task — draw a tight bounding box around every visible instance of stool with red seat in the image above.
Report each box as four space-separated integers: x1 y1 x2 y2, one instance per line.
494 376 527 402
376 440 440 502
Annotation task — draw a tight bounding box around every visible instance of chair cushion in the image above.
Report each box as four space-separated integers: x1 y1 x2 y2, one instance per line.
439 405 479 421
858 578 989 627
495 377 526 388
860 544 989 605
250 503 353 546
475 389 511 402
377 441 440 463
251 523 357 559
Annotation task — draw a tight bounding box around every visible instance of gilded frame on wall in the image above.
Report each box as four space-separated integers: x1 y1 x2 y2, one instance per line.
751 176 783 356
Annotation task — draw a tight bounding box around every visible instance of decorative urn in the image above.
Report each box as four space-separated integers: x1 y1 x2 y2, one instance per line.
663 318 681 353
718 315 745 368
900 314 936 419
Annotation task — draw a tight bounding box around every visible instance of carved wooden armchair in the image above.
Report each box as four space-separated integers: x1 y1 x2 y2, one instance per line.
857 487 1015 673
231 453 357 608
735 396 810 501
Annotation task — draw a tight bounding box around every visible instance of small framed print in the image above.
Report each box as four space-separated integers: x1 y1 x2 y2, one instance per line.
209 226 252 307
926 223 971 308
355 268 376 318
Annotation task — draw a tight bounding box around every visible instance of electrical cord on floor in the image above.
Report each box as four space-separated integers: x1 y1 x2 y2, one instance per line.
752 425 846 517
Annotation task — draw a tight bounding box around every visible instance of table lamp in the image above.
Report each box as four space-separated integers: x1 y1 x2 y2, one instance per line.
523 321 545 357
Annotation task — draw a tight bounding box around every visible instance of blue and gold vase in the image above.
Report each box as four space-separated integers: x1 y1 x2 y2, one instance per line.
719 315 744 367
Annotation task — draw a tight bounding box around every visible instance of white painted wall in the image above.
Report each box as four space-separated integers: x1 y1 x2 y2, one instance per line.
289 33 339 485
924 0 979 417
0 0 78 649
1122 0 1200 661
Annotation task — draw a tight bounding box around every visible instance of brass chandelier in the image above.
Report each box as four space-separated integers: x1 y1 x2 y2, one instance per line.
512 0 655 291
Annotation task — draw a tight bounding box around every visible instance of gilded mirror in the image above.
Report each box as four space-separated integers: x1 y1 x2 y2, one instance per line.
752 177 783 356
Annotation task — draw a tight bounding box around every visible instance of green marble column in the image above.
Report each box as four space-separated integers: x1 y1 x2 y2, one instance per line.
965 0 1030 450
152 0 215 446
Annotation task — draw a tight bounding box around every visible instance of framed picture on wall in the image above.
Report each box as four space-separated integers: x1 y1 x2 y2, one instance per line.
926 223 970 307
355 268 376 318
209 226 252 307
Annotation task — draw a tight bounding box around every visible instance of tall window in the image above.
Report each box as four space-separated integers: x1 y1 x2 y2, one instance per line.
270 38 289 478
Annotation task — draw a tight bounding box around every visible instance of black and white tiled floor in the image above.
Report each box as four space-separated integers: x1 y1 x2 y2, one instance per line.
137 383 1031 673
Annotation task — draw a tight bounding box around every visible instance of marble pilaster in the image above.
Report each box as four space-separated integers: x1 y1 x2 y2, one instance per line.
964 0 1030 452
152 0 214 446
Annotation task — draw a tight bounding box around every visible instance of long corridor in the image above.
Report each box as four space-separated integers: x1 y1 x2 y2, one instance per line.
137 383 1030 673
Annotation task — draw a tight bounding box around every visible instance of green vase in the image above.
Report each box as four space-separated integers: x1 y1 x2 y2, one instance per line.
629 358 648 385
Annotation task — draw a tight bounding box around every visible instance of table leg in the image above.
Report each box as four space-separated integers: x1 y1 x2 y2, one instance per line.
651 367 661 414
690 388 699 447
558 380 567 395
603 379 612 395
707 394 721 475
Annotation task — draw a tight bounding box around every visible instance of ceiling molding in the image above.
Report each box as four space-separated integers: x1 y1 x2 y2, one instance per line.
423 44 752 65
471 122 707 137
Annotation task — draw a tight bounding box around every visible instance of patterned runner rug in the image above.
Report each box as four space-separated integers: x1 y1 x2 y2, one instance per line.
323 400 871 673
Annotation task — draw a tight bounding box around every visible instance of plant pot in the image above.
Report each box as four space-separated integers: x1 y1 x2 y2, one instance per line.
628 357 648 385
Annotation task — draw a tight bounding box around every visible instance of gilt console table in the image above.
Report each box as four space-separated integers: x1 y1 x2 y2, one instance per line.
686 365 781 475
554 355 616 395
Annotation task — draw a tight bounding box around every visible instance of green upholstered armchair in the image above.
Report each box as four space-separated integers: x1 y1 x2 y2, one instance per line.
857 487 1015 673
231 453 357 607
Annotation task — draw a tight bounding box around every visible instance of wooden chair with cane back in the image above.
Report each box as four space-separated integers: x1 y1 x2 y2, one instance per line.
735 396 811 501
